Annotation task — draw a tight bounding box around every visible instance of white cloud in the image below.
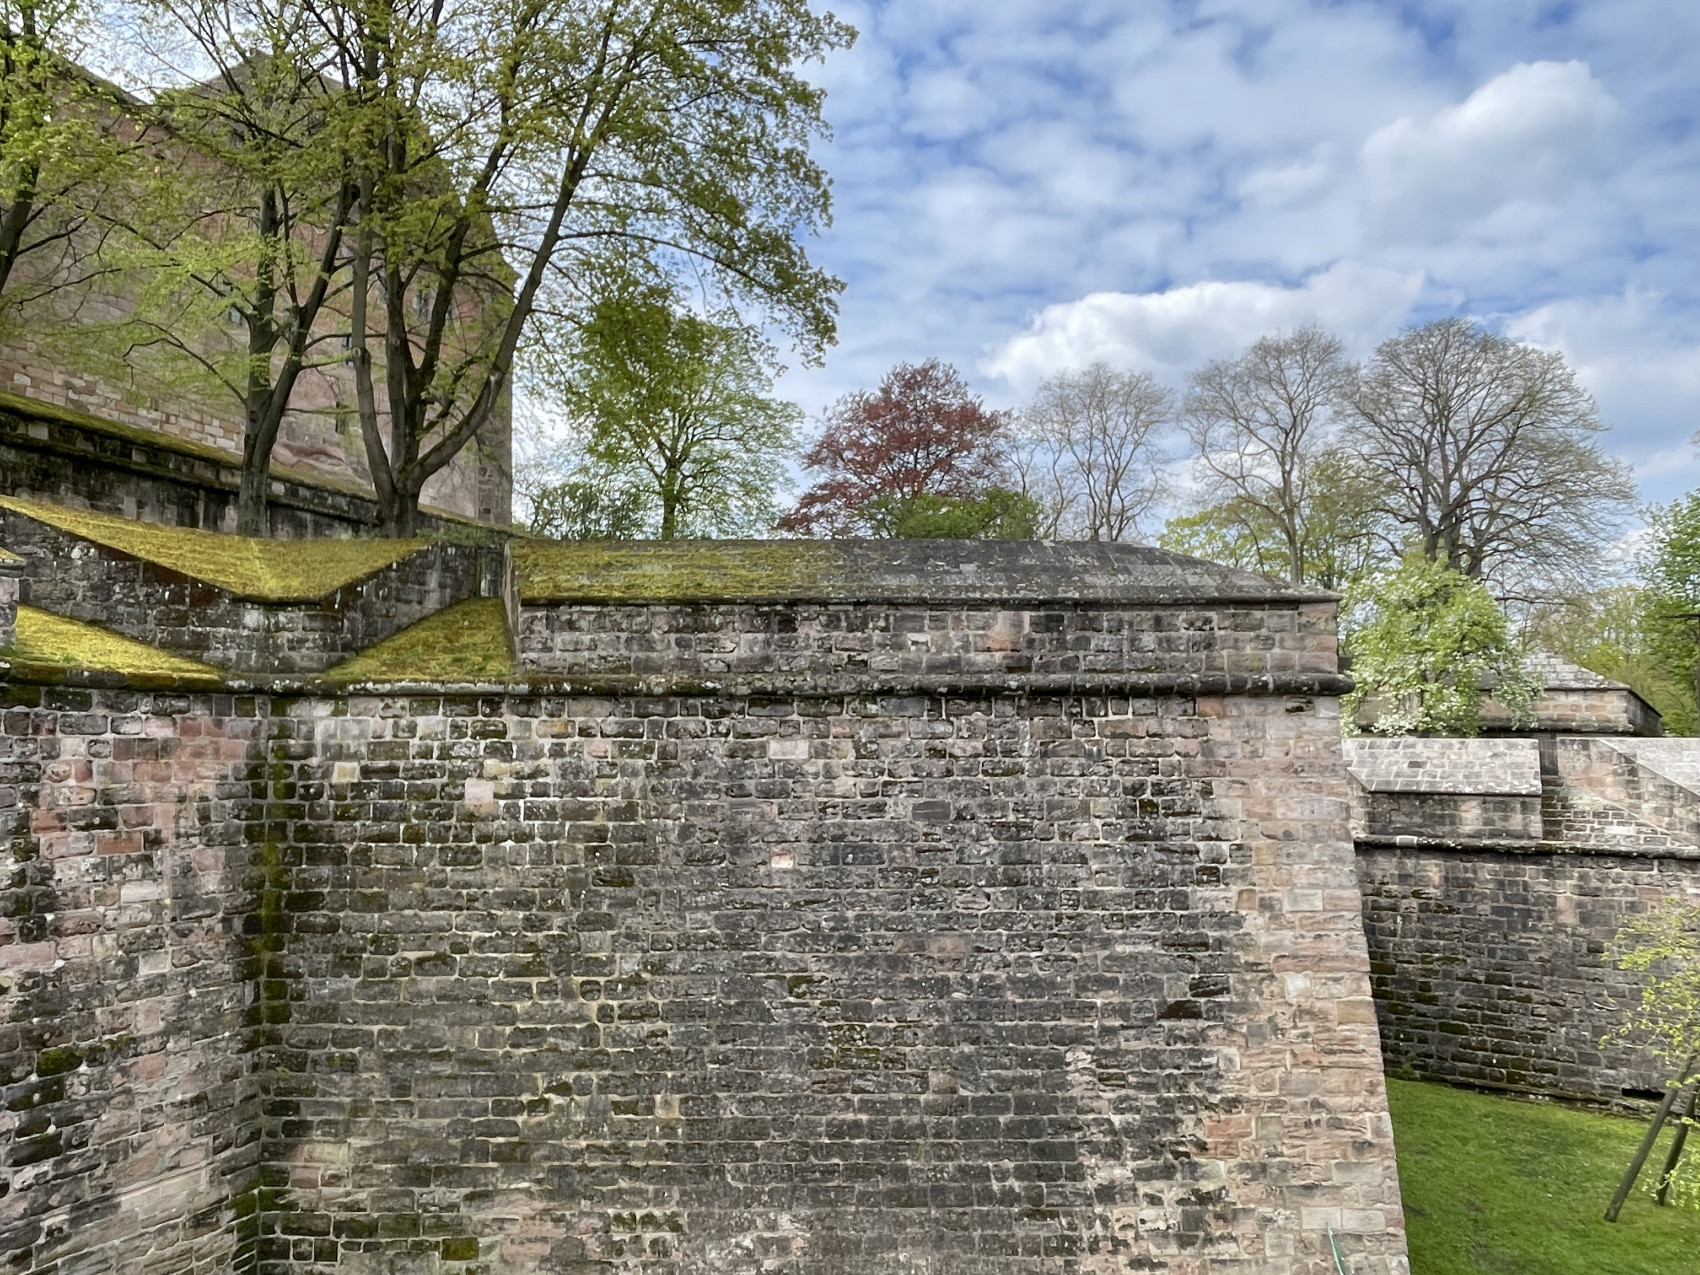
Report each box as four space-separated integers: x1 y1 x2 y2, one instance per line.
982 261 1424 393
1506 291 1700 500
1362 61 1622 243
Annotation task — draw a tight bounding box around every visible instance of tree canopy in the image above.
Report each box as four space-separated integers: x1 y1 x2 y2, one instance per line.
781 359 1013 537
1342 555 1537 737
536 287 799 540
1346 318 1635 590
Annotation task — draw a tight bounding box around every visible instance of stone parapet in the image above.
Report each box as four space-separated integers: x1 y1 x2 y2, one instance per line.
0 534 1411 1275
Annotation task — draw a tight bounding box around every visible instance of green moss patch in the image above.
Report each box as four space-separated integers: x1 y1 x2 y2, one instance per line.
326 598 514 683
514 539 851 603
7 606 222 678
0 495 426 601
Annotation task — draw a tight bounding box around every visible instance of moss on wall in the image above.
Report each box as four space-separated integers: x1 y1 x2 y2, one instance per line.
0 495 427 601
7 605 222 677
513 540 849 603
326 598 514 683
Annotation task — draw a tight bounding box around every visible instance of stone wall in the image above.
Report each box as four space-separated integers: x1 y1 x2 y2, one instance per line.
254 677 1404 1275
0 391 508 538
0 553 17 652
517 599 1338 692
1 535 1410 1275
1 509 503 675
0 684 266 1273
1349 733 1700 1105
1358 844 1698 1103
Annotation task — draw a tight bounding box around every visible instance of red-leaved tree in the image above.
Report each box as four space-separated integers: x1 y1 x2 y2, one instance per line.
780 360 1011 535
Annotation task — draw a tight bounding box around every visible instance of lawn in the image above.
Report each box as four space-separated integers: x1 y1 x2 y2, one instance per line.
1388 1077 1700 1275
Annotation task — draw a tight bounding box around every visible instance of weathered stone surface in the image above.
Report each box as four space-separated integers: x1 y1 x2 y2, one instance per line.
1 535 1408 1274
0 393 505 539
0 685 265 1273
253 684 1402 1275
0 509 502 675
1350 732 1700 1104
0 551 18 652
518 599 1343 695
1357 844 1695 1102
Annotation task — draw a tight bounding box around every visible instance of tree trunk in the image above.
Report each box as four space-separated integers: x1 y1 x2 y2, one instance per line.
237 419 272 536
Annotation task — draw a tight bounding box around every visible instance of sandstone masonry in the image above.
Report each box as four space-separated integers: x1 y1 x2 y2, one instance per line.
0 528 1410 1274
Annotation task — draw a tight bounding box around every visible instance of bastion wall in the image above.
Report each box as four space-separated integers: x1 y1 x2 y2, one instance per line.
0 524 1413 1275
1346 729 1700 1106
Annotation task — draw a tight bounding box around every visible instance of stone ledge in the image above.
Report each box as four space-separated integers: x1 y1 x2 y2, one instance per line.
0 659 1354 700
1356 832 1700 861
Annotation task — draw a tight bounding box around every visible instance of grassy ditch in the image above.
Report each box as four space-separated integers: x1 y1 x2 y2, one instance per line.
1390 1078 1699 1274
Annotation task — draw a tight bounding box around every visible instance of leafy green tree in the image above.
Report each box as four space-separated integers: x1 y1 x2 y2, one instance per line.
525 471 650 540
324 0 851 534
115 0 358 535
1636 492 1700 734
1607 899 1700 1208
864 488 1040 540
542 290 799 539
1160 450 1385 590
1342 555 1537 736
1 0 135 338
1523 586 1696 735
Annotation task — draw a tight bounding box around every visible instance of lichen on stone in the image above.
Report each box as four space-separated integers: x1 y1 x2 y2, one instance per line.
0 494 427 601
7 605 222 677
326 598 515 683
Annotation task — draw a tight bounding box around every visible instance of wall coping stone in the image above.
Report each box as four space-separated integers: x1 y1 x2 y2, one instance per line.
513 537 1340 606
1344 735 1543 795
1355 832 1700 861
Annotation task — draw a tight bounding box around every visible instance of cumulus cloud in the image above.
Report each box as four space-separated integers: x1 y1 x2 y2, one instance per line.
982 262 1424 393
1506 291 1700 500
771 0 1700 526
1362 61 1622 243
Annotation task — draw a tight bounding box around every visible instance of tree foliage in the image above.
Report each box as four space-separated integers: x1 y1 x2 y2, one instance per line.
525 471 649 540
863 487 1039 540
1346 318 1635 590
1013 362 1167 542
1632 492 1700 734
782 359 1012 537
1607 898 1700 1208
324 0 851 535
1181 326 1361 584
1161 449 1386 591
115 0 358 534
537 288 799 539
1522 585 1697 736
0 0 135 337
1342 554 1537 736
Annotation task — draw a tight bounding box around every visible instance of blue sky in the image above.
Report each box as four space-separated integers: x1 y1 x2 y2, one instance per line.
777 0 1700 507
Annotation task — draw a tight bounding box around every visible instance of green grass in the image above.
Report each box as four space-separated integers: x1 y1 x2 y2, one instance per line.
1390 1078 1699 1274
